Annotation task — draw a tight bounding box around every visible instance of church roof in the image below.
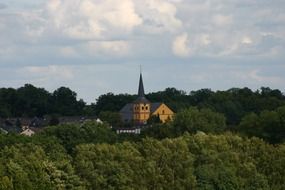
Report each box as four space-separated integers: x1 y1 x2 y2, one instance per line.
134 73 150 103
150 102 163 113
120 102 164 114
134 96 150 103
120 103 133 113
138 73 145 98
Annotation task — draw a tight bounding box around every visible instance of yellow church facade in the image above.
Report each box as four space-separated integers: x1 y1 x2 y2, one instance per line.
120 73 174 125
151 103 174 123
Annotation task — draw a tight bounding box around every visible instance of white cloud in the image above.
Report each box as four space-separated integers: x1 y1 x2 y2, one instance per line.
46 0 142 40
1 0 284 59
241 37 253 45
1 0 285 102
135 0 182 34
212 14 233 26
85 40 130 56
23 65 74 80
44 0 183 39
201 34 211 45
172 33 190 57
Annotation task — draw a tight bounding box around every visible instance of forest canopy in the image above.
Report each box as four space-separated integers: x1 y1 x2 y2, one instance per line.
0 122 284 190
0 84 285 126
0 85 285 189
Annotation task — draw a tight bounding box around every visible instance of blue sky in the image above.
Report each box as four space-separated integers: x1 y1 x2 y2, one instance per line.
0 0 284 103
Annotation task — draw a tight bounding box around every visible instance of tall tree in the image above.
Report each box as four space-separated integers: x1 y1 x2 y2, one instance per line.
52 87 85 116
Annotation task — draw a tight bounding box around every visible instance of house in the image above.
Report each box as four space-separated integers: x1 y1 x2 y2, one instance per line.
21 128 35 137
116 127 141 134
120 72 174 125
0 128 8 134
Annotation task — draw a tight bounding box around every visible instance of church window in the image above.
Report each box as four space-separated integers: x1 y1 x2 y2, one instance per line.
146 106 148 110
162 110 165 114
142 106 144 110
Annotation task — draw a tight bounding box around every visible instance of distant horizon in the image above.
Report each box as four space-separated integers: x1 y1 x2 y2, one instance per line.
1 82 284 104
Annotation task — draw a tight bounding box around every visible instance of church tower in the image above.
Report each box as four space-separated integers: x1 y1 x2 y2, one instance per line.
133 72 151 125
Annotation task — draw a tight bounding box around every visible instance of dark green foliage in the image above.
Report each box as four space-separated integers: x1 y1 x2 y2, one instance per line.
147 87 190 112
94 93 136 115
0 85 284 126
74 138 197 189
0 84 88 117
0 144 84 189
141 123 175 139
52 87 86 116
15 84 51 117
185 133 271 190
173 107 226 135
0 85 285 189
82 104 97 116
0 133 31 148
94 87 285 126
99 111 123 128
239 106 285 143
0 121 284 189
48 114 60 126
73 133 284 190
38 121 117 153
147 114 162 124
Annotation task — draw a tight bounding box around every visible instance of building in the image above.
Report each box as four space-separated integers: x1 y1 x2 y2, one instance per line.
116 127 141 134
120 72 174 125
20 128 35 137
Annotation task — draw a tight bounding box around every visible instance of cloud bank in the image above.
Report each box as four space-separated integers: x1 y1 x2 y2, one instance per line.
0 0 284 102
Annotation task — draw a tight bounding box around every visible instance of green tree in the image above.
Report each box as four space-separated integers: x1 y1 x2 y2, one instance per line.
52 87 86 116
95 93 135 115
147 114 162 125
39 121 117 153
173 107 226 135
15 84 51 117
239 106 285 143
185 133 270 190
48 114 60 126
99 111 123 128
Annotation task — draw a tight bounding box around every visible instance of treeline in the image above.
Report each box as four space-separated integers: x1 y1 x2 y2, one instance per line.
0 84 92 117
1 84 284 126
143 106 285 144
0 121 284 189
96 87 285 125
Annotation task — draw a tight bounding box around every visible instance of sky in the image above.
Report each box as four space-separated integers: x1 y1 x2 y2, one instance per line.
0 0 285 103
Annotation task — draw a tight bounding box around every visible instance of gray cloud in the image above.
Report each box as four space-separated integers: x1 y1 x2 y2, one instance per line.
0 3 6 9
1 0 284 59
0 0 284 101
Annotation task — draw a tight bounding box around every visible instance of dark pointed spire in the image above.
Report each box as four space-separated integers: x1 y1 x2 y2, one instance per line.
134 68 149 103
138 73 145 97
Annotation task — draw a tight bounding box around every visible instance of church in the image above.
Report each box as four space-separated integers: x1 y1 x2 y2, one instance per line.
120 73 174 125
